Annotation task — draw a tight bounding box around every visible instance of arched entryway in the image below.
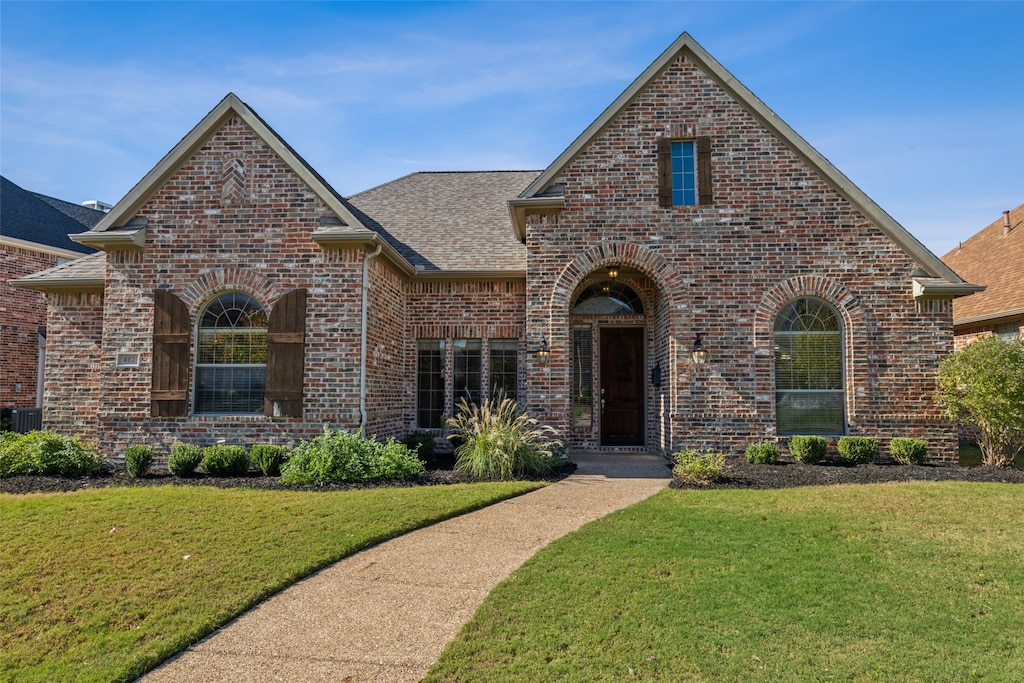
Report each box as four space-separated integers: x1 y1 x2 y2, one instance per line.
570 270 650 447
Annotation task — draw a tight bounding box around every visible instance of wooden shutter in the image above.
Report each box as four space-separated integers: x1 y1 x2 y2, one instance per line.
265 288 307 418
151 290 191 417
697 135 713 205
657 137 673 208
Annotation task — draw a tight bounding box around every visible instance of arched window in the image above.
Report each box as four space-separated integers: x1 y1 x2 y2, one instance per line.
774 298 844 434
195 292 268 414
573 280 645 316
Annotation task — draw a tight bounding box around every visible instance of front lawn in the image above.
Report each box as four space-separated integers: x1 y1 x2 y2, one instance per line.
427 482 1024 681
0 481 542 682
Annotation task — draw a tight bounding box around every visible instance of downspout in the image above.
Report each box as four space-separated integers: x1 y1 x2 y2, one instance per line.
360 241 383 435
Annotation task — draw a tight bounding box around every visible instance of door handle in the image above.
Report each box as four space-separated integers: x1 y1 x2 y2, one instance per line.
600 398 606 414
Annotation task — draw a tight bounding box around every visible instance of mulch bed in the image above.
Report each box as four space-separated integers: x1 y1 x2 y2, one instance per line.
3 457 1023 495
0 461 577 495
670 455 1024 490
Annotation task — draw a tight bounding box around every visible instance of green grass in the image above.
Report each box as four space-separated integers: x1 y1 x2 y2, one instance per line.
0 481 542 682
427 482 1024 682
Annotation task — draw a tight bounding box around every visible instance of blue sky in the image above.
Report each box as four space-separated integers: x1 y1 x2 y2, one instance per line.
1 1 1021 257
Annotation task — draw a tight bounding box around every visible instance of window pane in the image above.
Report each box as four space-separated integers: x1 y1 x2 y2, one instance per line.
776 391 844 434
572 326 593 427
489 339 518 403
453 339 482 407
417 340 445 429
195 366 265 414
195 292 267 414
774 298 844 434
671 140 696 206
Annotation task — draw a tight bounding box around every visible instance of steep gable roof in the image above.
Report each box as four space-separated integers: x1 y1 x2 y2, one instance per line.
942 203 1024 326
1 176 98 256
512 32 977 292
349 171 538 274
74 93 369 248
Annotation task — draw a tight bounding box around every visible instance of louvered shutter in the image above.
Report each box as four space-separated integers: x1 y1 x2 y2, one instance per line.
151 290 191 417
657 137 673 208
697 135 713 205
265 288 307 418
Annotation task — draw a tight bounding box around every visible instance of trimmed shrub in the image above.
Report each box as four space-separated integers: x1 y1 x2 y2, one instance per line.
167 443 203 476
201 445 251 476
788 435 828 464
400 433 436 465
889 437 929 465
745 440 781 464
0 430 103 477
672 449 730 485
280 426 425 486
836 436 878 464
446 397 564 479
124 444 154 478
251 444 291 476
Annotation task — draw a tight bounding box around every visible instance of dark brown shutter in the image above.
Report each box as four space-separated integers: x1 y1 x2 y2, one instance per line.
657 137 673 208
697 135 713 205
151 290 190 417
265 288 307 418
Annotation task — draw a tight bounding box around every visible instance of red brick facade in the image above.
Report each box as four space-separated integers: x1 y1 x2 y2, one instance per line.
1 245 56 407
29 37 971 462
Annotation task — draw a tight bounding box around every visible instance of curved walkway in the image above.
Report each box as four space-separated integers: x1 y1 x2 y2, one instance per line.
142 453 670 682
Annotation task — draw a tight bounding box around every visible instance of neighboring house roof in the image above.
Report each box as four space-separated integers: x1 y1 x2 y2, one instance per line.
31 192 107 229
510 32 979 297
1 176 100 256
348 171 538 274
11 251 106 292
942 203 1024 327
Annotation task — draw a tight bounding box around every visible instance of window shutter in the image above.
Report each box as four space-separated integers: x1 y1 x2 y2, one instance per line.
151 290 191 417
657 137 673 208
265 288 307 418
697 136 713 205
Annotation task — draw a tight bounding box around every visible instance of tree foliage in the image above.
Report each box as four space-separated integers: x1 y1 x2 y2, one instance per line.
936 337 1024 467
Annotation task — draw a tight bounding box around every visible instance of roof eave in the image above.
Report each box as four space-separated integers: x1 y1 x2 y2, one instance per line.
413 269 526 282
912 278 986 300
10 276 104 293
311 229 417 278
0 236 92 260
953 307 1024 329
70 228 146 251
507 196 565 243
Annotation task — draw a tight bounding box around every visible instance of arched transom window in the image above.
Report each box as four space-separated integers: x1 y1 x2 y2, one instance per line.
774 298 844 434
195 292 268 414
573 280 645 316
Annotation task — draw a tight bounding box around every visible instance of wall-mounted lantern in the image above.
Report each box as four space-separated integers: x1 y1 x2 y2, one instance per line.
651 362 662 387
536 337 550 364
607 264 620 280
692 333 709 365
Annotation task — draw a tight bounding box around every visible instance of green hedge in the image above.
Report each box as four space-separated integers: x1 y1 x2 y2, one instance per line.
836 436 878 464
0 430 103 477
788 436 828 464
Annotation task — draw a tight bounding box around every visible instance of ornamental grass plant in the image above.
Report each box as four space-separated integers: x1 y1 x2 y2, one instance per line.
446 397 563 479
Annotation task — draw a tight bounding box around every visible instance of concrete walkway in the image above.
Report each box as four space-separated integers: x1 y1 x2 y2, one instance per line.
142 453 670 682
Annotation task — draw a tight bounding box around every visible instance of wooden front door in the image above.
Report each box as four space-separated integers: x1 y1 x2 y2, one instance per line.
600 327 644 446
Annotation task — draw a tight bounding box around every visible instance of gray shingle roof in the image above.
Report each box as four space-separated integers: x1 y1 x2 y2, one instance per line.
1 176 99 254
349 171 539 272
31 192 107 229
10 251 106 290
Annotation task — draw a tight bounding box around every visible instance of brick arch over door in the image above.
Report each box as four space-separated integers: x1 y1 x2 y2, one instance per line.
753 275 868 430
546 242 685 329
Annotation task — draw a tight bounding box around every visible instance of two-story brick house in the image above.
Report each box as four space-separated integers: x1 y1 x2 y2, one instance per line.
14 33 981 459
